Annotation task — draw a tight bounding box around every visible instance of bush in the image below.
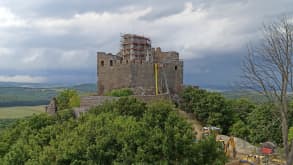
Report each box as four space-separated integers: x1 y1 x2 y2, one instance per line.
0 119 17 132
56 89 80 110
246 104 282 144
105 88 133 97
180 87 233 134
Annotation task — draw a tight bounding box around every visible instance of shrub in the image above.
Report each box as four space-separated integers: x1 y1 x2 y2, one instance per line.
105 88 133 97
56 89 80 110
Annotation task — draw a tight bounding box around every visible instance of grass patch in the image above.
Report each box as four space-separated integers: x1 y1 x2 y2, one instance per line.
0 105 44 119
105 88 133 97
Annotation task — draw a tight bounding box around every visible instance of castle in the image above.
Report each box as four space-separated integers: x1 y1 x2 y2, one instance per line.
97 34 184 96
46 34 184 114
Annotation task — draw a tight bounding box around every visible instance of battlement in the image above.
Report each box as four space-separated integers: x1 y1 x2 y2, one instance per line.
97 52 152 66
98 47 181 66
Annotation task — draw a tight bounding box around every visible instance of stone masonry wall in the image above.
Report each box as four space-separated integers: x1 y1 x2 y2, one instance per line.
80 95 118 108
45 98 57 115
80 94 170 107
98 52 158 95
73 94 170 117
160 62 184 94
97 52 131 95
129 63 156 94
97 47 184 96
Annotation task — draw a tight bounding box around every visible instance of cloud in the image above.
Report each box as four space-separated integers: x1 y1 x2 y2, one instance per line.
1 2 256 60
0 75 47 83
0 48 11 56
0 0 293 85
0 48 95 70
30 3 241 59
0 7 27 28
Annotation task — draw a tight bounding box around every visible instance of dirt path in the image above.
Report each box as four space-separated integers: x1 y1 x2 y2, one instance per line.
177 109 203 139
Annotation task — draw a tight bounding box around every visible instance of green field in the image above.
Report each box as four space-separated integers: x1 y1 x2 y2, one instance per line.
0 105 44 119
0 105 45 131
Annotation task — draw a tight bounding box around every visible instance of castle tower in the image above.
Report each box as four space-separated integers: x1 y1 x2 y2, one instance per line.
120 34 152 62
97 34 183 96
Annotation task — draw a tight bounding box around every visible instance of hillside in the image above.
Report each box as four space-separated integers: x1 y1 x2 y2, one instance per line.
0 83 96 107
0 98 226 164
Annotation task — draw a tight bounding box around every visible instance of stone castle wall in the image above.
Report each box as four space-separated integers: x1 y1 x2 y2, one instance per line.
80 94 170 108
97 48 184 96
160 62 184 94
80 95 119 107
45 98 58 115
46 35 184 116
72 94 171 117
97 52 157 95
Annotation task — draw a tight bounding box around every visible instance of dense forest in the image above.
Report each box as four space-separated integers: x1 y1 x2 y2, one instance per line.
180 87 293 145
0 97 226 164
1 86 293 164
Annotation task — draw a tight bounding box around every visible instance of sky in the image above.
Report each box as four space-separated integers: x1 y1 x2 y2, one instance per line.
0 0 293 87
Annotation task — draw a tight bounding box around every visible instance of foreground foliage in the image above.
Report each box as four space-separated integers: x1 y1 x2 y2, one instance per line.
180 87 233 134
0 119 17 132
105 88 133 97
0 98 226 164
56 89 80 109
180 87 289 145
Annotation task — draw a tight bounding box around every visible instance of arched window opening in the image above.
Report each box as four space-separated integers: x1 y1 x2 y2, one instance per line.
101 60 104 66
175 65 178 70
110 60 113 66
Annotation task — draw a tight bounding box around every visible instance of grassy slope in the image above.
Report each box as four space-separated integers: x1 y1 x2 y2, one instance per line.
0 105 44 119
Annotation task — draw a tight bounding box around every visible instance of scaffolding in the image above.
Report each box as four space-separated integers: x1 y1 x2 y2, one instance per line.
120 34 152 61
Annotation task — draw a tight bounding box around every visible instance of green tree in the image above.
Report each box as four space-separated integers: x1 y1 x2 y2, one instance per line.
0 98 226 164
230 120 250 140
247 104 282 144
228 98 255 123
180 87 234 134
242 17 293 164
228 98 255 138
56 89 80 110
114 97 146 118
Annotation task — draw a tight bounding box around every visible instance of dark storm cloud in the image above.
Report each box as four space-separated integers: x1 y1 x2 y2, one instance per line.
184 51 244 87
